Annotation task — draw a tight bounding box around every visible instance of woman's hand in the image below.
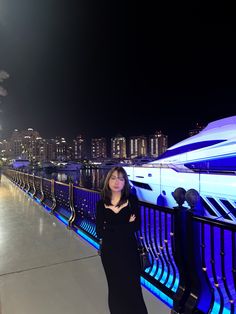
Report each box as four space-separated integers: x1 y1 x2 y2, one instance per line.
129 214 136 222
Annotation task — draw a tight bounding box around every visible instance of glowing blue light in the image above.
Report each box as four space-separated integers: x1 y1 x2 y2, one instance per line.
152 267 179 292
141 276 173 308
43 204 51 212
35 197 41 204
211 302 231 314
12 170 234 314
54 213 69 226
75 228 99 250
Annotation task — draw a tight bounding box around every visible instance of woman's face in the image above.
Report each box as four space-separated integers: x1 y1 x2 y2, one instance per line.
108 170 125 193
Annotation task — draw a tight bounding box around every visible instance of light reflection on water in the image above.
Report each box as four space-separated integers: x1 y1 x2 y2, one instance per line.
33 168 109 191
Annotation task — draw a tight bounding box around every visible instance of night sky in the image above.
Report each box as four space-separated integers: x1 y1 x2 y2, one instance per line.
0 2 236 146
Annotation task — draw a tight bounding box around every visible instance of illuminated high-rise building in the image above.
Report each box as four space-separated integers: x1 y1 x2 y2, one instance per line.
111 135 126 159
55 137 68 161
44 139 57 161
91 137 107 159
149 131 168 157
9 128 41 160
73 134 87 160
129 135 147 158
0 139 9 158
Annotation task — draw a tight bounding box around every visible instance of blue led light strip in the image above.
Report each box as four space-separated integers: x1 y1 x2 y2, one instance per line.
211 302 231 314
13 178 233 314
140 276 173 308
75 228 99 250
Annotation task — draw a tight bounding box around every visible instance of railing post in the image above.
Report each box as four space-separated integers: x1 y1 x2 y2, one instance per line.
32 174 36 197
40 176 44 202
26 173 30 192
50 179 56 214
20 171 23 188
16 171 20 186
184 189 213 313
21 172 25 189
68 182 76 229
171 205 190 314
171 187 213 313
170 187 189 313
22 172 26 190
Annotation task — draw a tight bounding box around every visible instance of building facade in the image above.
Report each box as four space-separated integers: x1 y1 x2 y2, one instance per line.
111 135 127 159
129 135 148 159
91 137 107 159
73 134 87 160
149 131 168 158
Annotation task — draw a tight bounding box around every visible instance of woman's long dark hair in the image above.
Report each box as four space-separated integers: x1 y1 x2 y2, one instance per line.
101 166 130 207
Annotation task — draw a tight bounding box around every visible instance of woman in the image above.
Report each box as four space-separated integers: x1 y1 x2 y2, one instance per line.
96 166 148 314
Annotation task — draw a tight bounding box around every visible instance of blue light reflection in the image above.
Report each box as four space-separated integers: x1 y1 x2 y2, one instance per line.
141 276 172 308
75 228 99 250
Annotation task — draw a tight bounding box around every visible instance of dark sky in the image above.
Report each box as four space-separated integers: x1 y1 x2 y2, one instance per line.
0 2 236 146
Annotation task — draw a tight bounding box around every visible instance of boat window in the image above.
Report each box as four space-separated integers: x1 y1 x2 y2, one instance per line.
130 180 152 190
200 197 218 217
206 197 232 220
220 199 236 218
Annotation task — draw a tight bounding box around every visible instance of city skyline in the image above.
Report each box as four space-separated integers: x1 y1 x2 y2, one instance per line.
1 122 201 146
1 126 168 161
1 3 236 146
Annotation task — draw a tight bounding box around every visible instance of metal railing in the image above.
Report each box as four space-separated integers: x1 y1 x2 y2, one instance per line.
4 169 236 314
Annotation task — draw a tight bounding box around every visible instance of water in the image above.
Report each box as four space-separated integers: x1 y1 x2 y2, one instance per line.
32 168 110 191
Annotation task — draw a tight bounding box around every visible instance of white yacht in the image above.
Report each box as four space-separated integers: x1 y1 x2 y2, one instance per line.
123 116 236 222
57 161 83 171
132 156 156 165
99 159 129 169
40 161 56 168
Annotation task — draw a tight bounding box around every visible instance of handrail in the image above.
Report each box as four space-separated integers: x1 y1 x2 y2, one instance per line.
4 169 235 314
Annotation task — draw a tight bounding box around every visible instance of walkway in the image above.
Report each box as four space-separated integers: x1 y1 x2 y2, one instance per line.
0 175 171 314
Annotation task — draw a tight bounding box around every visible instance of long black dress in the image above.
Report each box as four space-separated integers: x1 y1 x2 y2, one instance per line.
96 193 148 314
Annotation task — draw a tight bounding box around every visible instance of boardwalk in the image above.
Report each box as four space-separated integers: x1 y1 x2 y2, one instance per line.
0 175 170 314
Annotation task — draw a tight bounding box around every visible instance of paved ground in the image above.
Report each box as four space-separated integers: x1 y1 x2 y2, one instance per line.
0 175 171 314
